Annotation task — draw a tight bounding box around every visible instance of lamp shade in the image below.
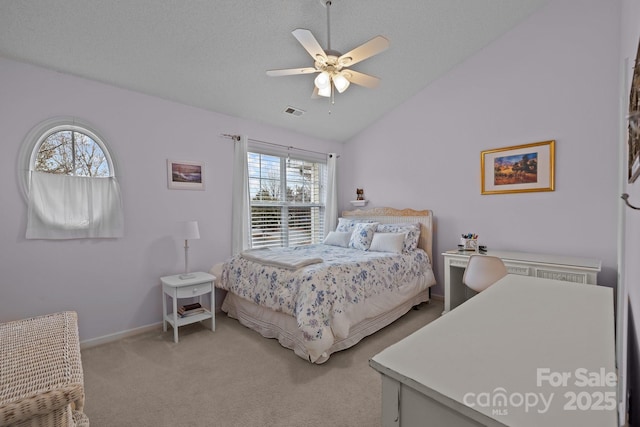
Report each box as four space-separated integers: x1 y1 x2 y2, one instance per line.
181 220 200 240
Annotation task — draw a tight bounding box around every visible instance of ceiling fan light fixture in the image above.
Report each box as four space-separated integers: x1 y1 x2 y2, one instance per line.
314 71 331 89
333 73 350 93
265 0 389 101
318 85 331 97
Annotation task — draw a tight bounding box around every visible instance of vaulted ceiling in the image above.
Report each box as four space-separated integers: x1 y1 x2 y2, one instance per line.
0 0 549 142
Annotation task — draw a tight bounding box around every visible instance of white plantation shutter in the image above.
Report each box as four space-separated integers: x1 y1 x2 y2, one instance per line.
248 151 325 248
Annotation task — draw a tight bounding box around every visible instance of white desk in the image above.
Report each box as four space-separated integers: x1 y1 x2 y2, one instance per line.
442 250 601 313
369 275 617 427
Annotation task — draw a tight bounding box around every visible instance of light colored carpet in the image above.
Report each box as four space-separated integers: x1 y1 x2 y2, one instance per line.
81 300 443 427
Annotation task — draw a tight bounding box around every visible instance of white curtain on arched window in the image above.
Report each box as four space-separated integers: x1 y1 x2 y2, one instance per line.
26 171 124 239
231 135 251 254
323 153 338 235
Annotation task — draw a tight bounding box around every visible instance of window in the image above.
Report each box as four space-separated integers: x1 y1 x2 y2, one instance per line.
20 118 123 239
34 129 111 177
248 151 326 248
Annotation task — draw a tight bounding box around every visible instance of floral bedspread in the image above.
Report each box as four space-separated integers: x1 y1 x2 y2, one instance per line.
219 244 434 360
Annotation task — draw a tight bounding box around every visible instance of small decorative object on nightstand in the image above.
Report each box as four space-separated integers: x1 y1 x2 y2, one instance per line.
161 271 215 343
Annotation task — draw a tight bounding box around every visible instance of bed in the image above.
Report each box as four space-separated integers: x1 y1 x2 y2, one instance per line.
211 207 437 363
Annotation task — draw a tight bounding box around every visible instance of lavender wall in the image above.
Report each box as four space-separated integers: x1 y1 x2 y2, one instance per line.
340 0 621 297
0 57 342 342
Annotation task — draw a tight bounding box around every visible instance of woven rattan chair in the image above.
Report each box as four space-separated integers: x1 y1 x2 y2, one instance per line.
0 311 89 427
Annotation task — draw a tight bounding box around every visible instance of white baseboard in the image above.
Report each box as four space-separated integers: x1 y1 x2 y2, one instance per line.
430 293 444 301
80 322 162 349
79 308 224 349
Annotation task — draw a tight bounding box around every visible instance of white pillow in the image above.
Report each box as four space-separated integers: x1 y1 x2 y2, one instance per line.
376 223 421 252
369 232 405 254
323 231 352 247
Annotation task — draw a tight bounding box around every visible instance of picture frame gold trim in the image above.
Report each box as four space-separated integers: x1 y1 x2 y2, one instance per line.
167 159 205 190
481 140 555 195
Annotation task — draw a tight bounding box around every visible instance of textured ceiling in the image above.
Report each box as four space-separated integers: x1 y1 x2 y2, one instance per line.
0 0 549 142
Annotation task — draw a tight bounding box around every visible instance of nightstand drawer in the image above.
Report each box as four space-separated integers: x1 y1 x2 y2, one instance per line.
176 281 212 298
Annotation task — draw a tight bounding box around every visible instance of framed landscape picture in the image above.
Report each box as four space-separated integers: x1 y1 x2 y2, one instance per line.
481 140 555 195
167 160 204 190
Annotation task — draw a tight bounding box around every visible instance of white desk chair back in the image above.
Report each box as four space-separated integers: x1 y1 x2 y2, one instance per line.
463 254 508 293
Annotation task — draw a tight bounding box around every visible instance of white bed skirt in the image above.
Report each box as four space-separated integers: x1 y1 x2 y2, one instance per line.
220 287 431 364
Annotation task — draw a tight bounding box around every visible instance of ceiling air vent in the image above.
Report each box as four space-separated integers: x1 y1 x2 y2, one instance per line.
284 106 305 117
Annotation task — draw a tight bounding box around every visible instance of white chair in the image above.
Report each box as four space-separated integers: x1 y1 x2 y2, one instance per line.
462 254 508 293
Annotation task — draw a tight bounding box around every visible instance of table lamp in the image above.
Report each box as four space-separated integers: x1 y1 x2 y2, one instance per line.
179 220 200 279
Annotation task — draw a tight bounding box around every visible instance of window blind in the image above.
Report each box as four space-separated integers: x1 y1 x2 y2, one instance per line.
248 151 325 248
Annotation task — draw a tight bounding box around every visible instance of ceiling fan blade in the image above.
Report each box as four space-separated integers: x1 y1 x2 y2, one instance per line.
344 70 381 88
266 67 318 77
292 29 327 62
311 87 321 99
339 36 389 67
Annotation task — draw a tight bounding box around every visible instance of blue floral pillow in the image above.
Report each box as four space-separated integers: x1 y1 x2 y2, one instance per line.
336 218 376 232
376 223 421 252
348 222 379 250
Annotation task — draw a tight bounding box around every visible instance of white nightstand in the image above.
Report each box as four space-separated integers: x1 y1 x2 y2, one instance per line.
161 272 215 343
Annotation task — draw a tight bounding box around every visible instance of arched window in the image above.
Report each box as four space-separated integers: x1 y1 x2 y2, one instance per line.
20 118 124 239
34 128 111 177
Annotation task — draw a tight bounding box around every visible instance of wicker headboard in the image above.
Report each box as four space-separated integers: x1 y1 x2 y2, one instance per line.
341 207 434 263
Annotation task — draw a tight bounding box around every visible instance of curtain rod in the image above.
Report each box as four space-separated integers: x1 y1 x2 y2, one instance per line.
220 134 338 158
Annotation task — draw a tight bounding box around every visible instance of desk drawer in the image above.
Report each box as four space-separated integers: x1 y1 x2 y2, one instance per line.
505 265 531 276
535 269 587 284
176 281 212 298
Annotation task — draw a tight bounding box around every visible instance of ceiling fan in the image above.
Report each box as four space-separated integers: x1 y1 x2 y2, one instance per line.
266 0 389 100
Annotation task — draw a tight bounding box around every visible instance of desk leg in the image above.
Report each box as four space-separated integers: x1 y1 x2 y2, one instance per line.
444 259 452 314
444 260 467 314
449 266 467 312
381 375 401 427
